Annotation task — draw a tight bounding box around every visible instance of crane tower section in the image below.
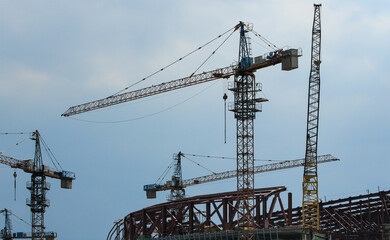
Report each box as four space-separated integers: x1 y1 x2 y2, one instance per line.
302 4 322 230
229 22 259 234
28 131 49 240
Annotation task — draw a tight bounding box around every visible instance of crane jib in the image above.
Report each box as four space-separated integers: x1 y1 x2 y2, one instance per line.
62 48 301 117
62 65 235 117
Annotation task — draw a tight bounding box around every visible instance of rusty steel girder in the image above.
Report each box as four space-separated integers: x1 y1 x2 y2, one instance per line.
271 190 390 239
108 186 290 240
108 189 390 240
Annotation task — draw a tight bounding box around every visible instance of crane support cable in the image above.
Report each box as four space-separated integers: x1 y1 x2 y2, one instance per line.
183 153 235 160
0 132 33 135
182 153 284 162
249 29 279 50
0 136 31 155
8 210 31 226
110 25 238 97
190 26 237 77
181 155 216 175
156 160 175 185
40 136 63 171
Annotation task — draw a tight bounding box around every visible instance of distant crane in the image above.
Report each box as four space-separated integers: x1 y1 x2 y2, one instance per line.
0 209 11 240
0 131 75 240
0 208 56 240
62 22 301 238
302 4 322 230
144 153 339 200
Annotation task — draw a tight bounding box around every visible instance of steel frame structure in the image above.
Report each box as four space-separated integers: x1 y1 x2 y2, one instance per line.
108 186 289 240
302 4 322 230
108 189 390 240
274 190 390 239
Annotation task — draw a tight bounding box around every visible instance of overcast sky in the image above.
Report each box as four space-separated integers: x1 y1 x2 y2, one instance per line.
1 1 389 239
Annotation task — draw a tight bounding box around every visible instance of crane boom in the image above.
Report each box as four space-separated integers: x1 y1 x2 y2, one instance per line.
62 49 300 117
144 154 338 198
62 65 235 117
184 154 338 187
0 154 24 169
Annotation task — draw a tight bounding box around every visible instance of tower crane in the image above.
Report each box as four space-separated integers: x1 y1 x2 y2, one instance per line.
302 4 322 230
0 208 56 240
0 209 12 240
144 153 339 200
62 22 301 237
0 131 75 240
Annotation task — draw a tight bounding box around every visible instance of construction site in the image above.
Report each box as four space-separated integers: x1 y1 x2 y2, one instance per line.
1 2 389 240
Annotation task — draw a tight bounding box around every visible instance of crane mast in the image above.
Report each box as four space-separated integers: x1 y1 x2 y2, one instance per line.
169 152 185 201
29 131 49 240
230 22 257 235
0 209 12 240
302 4 322 230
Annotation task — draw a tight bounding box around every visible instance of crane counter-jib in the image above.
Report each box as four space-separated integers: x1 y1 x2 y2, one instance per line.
0 153 75 189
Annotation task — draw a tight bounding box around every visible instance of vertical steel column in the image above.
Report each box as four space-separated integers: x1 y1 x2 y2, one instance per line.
28 131 48 240
288 192 292 226
302 4 322 230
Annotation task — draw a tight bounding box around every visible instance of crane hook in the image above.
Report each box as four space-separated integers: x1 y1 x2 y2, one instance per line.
223 93 228 144
13 171 17 201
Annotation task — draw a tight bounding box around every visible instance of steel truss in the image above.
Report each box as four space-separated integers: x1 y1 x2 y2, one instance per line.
274 190 390 239
27 132 49 240
108 187 289 240
302 3 322 230
108 189 390 240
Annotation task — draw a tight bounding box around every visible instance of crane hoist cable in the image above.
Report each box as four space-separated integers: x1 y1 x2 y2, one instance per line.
110 25 238 97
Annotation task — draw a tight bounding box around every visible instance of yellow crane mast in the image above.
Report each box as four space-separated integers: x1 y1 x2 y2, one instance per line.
302 4 322 230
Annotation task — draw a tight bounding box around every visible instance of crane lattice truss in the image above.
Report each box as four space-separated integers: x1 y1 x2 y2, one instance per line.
0 131 75 240
232 24 257 234
62 22 301 238
184 154 338 187
144 154 338 200
29 132 48 239
302 4 322 230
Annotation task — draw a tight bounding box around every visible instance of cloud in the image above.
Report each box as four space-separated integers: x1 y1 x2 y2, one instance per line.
0 64 51 103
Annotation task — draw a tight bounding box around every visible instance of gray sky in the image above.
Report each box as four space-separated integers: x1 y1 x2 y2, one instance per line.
1 1 389 239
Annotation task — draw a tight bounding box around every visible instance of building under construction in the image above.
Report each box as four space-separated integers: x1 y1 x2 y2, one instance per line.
107 187 390 240
59 4 390 240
